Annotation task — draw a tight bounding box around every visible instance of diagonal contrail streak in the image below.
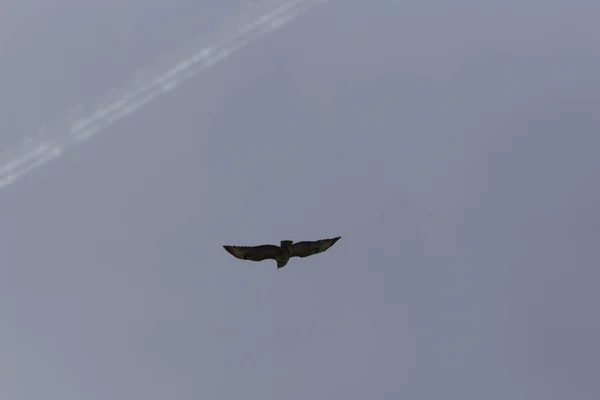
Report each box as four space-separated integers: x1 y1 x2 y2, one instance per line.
0 0 326 191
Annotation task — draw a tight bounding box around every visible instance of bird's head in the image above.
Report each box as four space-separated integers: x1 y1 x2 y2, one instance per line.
280 240 293 250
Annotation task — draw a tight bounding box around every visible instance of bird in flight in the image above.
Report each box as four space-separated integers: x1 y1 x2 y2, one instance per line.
223 236 341 269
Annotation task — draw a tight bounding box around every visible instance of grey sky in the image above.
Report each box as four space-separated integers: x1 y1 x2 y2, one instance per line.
1 0 599 399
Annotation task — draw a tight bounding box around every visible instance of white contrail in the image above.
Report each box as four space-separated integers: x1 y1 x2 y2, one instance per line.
0 0 326 191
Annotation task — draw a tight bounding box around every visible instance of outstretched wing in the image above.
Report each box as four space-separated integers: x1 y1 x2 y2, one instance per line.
223 244 282 262
290 236 341 258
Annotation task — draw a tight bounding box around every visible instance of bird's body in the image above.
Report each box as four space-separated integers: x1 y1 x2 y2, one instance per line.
223 236 341 269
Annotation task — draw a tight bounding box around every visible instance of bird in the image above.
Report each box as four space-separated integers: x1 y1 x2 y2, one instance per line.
223 236 341 269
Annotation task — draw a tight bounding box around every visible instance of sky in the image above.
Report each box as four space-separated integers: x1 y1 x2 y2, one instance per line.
1 0 599 399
